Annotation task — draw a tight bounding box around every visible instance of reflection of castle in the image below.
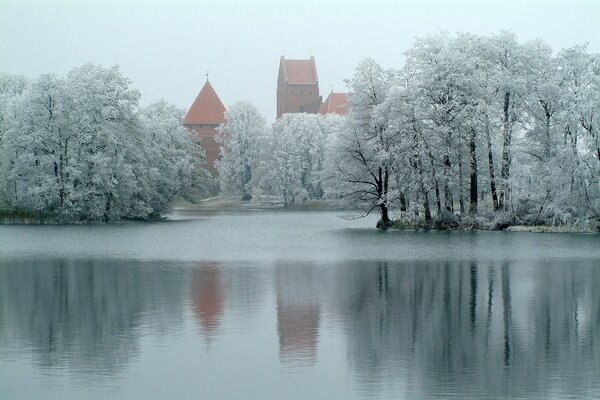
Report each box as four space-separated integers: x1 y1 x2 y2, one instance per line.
192 265 225 337
275 263 321 364
184 57 348 169
3 258 600 397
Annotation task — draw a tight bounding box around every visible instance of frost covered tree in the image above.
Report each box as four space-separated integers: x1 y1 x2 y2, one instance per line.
0 64 212 222
554 46 600 222
322 33 600 229
480 32 531 211
215 101 265 200
262 113 331 205
325 59 398 226
140 100 214 213
0 73 29 206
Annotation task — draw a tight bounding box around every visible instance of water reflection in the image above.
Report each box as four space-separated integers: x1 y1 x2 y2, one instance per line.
331 260 600 398
1 257 599 399
0 259 189 375
192 264 225 338
276 262 321 365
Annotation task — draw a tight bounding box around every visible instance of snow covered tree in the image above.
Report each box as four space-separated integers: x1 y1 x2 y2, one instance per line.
215 101 265 199
555 46 600 223
0 64 213 222
325 59 398 226
262 113 330 205
0 73 29 206
140 100 214 213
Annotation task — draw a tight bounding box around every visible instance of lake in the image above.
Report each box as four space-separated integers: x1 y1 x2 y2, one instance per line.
1 210 599 399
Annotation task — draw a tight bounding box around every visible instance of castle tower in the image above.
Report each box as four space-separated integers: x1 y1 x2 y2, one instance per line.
183 79 226 170
276 56 320 119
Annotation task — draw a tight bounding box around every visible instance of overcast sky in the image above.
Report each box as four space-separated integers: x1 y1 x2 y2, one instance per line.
1 0 598 121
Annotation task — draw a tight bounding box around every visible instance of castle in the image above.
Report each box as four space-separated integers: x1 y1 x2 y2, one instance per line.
183 56 347 169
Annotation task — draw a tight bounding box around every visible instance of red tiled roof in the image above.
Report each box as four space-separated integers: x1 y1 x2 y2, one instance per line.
183 80 226 125
319 92 348 115
280 56 318 85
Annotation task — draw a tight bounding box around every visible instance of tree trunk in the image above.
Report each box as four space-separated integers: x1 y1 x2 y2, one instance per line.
417 158 432 222
544 105 552 160
499 91 512 211
486 120 499 211
379 203 390 226
470 128 478 214
103 192 113 223
427 151 441 215
377 166 391 227
443 153 453 213
458 149 465 215
400 191 407 212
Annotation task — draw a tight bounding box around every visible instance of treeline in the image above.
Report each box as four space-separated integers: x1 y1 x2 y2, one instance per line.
215 102 341 205
217 32 600 229
0 64 212 222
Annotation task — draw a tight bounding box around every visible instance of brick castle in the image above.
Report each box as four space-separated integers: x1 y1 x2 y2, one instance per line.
184 57 348 169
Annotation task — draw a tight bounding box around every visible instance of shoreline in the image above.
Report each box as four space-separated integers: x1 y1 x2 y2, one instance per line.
1 198 598 233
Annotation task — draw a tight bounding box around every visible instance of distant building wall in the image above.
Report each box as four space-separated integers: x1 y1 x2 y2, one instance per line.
184 124 220 171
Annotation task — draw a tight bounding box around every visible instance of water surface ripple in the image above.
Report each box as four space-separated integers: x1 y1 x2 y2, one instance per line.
1 211 599 399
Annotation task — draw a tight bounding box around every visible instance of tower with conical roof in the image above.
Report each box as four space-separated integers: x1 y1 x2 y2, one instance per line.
183 79 226 170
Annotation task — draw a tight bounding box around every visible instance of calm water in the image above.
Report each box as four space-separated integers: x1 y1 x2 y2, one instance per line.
1 210 599 399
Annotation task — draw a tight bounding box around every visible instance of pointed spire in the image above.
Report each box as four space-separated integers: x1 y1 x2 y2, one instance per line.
183 80 226 125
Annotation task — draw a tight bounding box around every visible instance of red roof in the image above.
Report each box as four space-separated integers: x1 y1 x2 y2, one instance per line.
280 56 318 85
183 80 226 125
319 92 348 115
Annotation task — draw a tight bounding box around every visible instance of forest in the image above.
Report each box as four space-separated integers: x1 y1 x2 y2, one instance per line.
1 32 599 228
0 64 212 222
218 32 600 230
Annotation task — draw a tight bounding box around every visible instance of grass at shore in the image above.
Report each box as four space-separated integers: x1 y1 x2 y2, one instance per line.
387 216 597 233
0 208 54 224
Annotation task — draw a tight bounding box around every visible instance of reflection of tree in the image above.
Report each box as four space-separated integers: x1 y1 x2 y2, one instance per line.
0 259 189 376
223 264 268 322
330 260 600 398
275 262 321 365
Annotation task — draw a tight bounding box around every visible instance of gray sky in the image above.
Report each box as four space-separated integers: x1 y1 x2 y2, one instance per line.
1 0 598 121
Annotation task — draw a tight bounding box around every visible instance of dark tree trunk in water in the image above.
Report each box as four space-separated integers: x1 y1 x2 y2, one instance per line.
501 263 512 366
376 165 391 228
379 203 390 226
470 128 478 214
